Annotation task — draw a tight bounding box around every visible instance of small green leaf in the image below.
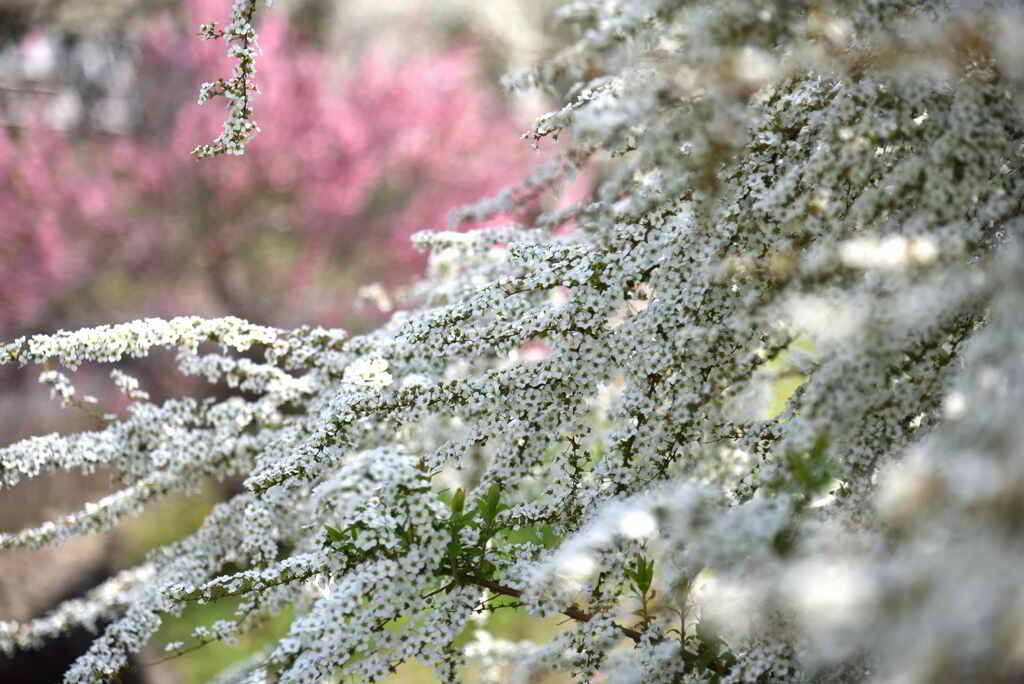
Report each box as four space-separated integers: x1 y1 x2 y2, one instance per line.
451 488 466 516
446 538 463 562
324 525 345 543
480 483 502 523
627 554 654 594
783 430 832 498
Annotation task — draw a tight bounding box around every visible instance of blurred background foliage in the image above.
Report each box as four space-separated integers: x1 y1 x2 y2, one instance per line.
0 0 584 681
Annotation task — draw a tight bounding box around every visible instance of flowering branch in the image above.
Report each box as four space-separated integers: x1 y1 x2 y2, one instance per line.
191 0 264 157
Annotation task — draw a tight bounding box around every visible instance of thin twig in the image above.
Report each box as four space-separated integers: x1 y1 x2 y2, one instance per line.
454 572 643 641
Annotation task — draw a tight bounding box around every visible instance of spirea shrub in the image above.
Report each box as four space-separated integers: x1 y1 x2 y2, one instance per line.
3 0 1024 682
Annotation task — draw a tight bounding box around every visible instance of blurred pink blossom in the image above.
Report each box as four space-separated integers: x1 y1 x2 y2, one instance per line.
0 0 582 336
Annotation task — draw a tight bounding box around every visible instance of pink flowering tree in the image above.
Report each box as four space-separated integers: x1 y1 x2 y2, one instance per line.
0 0 559 338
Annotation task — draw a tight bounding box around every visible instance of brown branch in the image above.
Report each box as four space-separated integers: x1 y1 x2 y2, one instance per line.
454 571 733 676
455 573 643 641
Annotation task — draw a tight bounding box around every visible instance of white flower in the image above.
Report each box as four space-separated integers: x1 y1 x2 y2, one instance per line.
342 356 392 389
618 509 657 539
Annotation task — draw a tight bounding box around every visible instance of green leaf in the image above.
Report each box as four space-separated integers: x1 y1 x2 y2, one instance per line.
451 488 466 516
784 430 832 497
324 525 345 543
480 483 502 523
446 538 463 563
626 554 654 594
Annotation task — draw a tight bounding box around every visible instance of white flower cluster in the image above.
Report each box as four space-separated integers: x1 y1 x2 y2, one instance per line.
342 356 393 390
191 0 274 157
4 1 1024 682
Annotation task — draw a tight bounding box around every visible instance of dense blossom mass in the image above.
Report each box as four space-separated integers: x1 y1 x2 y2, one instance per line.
3 0 1024 683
